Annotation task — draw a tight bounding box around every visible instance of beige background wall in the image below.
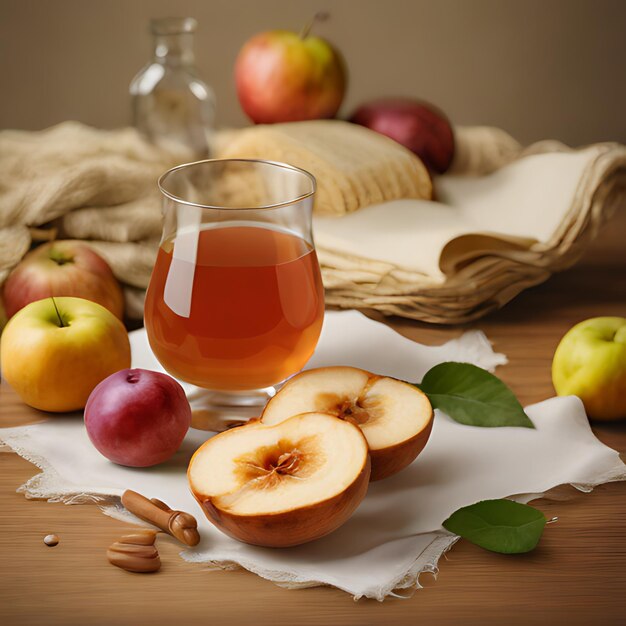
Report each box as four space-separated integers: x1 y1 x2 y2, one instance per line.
1 0 624 146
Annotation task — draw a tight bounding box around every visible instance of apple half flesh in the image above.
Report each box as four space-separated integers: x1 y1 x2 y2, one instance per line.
262 367 434 481
188 412 370 547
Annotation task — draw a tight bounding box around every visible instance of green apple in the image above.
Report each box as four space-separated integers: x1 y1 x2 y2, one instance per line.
552 317 626 420
1 297 131 412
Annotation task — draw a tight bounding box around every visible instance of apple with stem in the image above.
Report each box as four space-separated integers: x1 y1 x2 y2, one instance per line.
1 297 131 412
3 241 124 320
85 369 192 467
235 12 347 124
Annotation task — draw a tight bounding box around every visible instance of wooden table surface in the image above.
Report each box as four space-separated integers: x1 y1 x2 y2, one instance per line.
1 209 625 626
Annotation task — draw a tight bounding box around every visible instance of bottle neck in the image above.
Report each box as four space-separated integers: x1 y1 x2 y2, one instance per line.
153 32 195 66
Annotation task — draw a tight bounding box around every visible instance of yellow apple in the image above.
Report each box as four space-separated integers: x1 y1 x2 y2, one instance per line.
552 316 626 421
1 297 131 412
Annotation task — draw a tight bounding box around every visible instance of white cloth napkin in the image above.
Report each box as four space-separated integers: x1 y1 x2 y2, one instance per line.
1 311 624 600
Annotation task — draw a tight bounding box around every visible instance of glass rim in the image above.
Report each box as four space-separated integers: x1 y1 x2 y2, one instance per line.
158 158 317 211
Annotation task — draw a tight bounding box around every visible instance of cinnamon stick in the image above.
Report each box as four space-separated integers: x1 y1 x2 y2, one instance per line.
121 490 201 547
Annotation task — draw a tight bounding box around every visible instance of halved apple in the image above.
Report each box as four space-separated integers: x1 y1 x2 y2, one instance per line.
261 366 433 481
188 412 370 547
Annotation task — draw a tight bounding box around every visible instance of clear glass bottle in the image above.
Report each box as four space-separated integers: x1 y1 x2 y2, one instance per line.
130 17 216 157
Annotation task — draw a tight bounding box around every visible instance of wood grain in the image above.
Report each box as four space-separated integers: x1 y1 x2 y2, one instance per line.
1 208 625 626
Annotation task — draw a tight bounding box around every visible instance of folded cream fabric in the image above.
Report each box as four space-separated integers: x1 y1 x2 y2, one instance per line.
316 141 626 322
0 122 189 305
1 312 624 599
0 122 623 322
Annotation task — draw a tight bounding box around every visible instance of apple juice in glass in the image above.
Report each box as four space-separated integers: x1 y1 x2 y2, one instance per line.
144 159 324 414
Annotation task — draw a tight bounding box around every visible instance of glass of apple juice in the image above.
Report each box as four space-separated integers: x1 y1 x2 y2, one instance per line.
144 159 324 428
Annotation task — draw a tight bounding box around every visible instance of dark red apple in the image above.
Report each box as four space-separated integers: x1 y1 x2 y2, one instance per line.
84 369 192 467
349 98 455 174
235 14 346 124
3 241 124 319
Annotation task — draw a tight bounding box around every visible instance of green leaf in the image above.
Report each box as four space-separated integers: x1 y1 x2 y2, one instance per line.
416 362 534 428
443 499 547 554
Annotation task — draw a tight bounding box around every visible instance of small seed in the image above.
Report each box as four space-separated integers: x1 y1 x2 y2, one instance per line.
44 534 59 547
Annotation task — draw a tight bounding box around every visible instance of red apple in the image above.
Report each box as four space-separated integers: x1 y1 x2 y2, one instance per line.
235 14 346 124
349 98 455 174
3 241 124 320
84 368 192 467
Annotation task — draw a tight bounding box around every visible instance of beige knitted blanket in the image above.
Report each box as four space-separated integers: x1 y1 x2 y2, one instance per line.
1 121 623 322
